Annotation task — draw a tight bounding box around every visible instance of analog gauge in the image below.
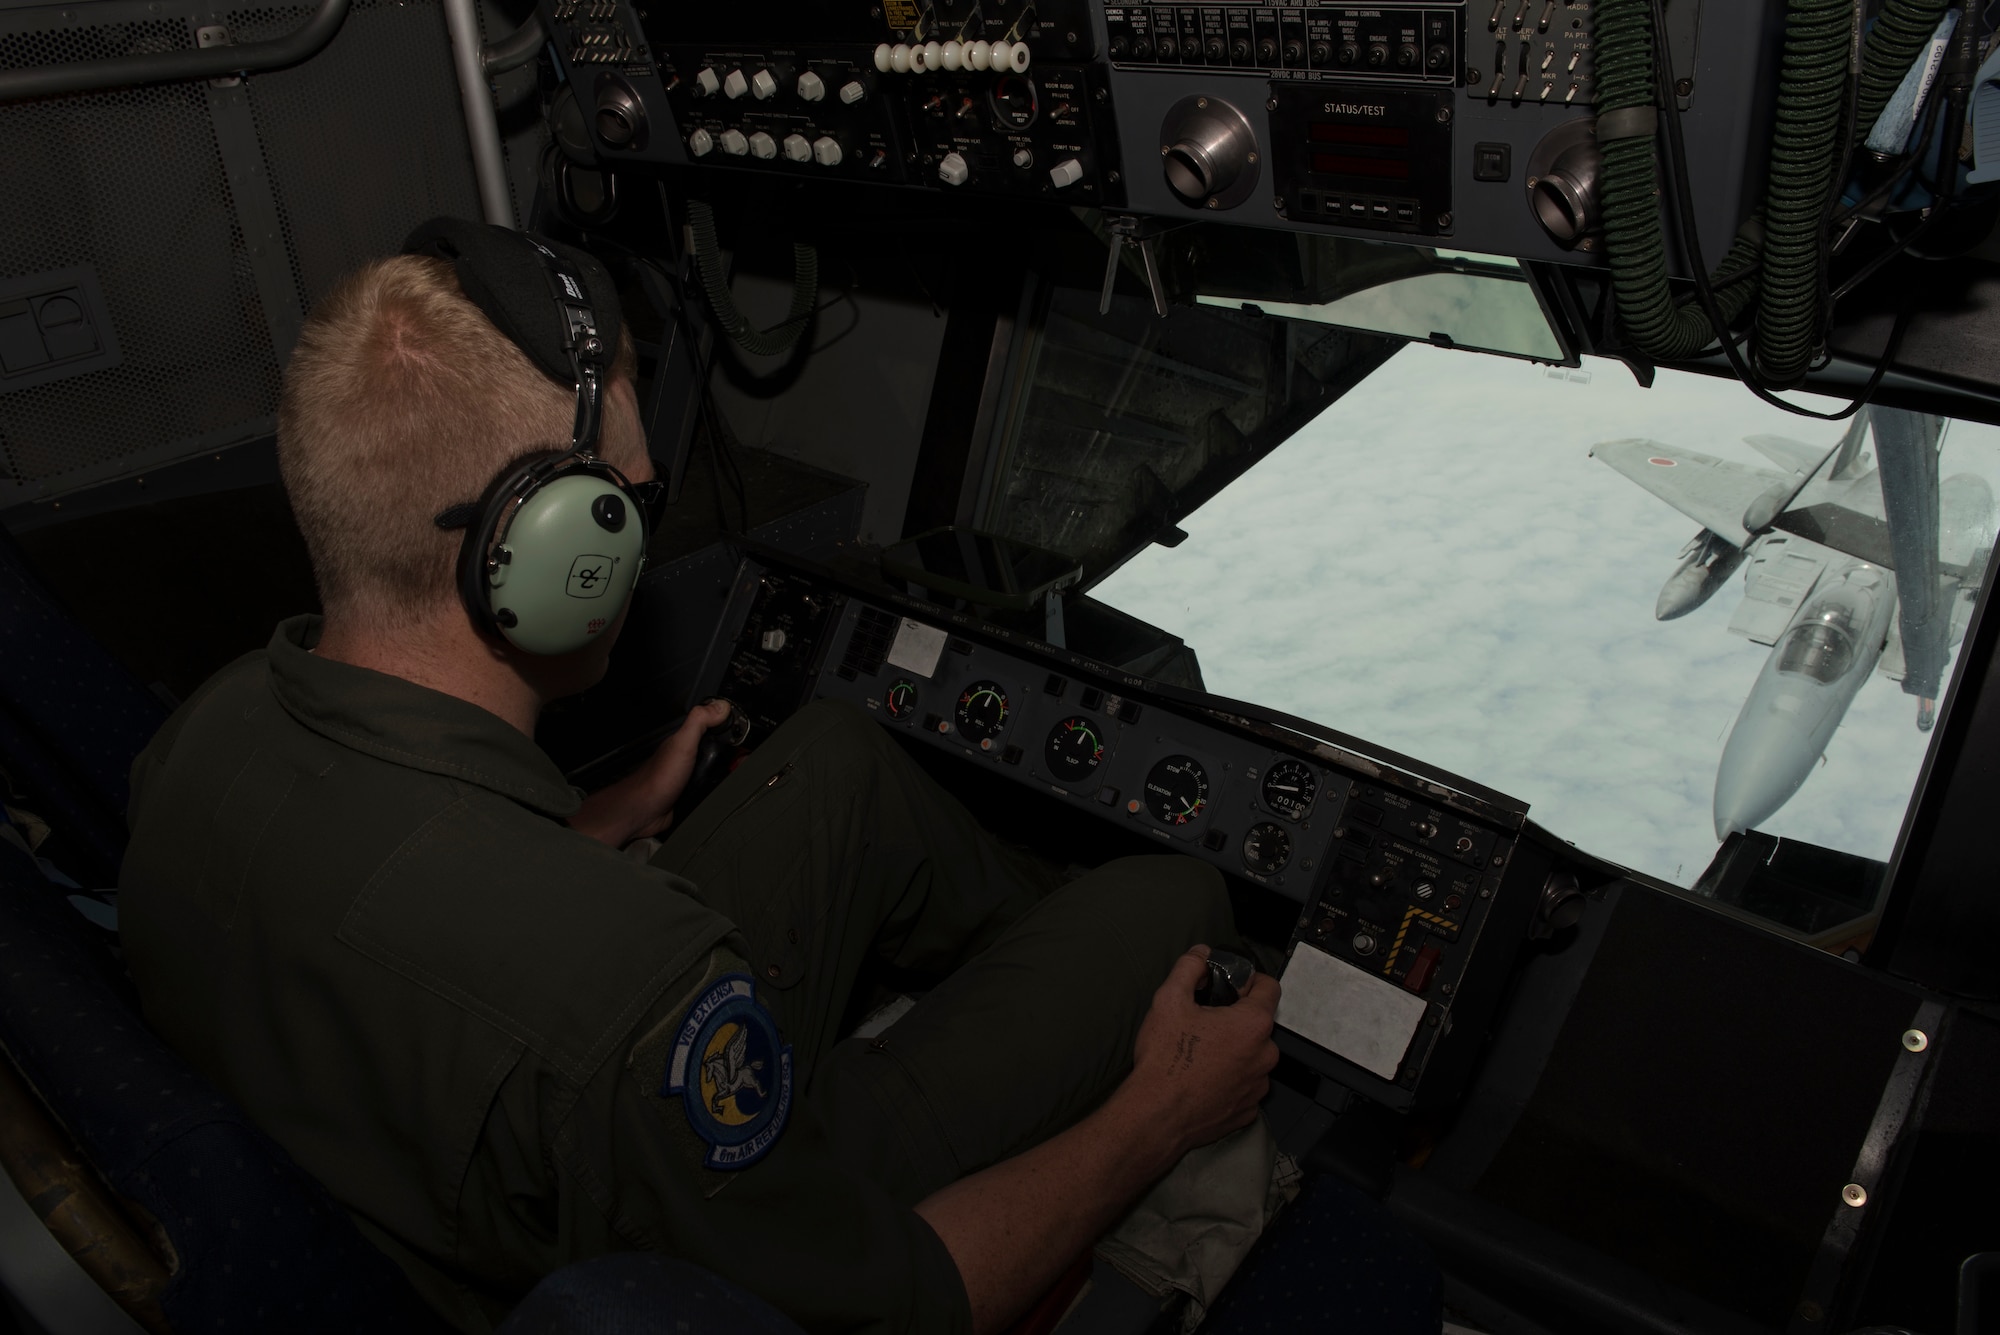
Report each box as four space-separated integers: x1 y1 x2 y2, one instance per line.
1044 715 1106 781
884 678 919 720
1144 755 1210 826
1261 759 1318 822
954 680 1011 741
1242 822 1293 877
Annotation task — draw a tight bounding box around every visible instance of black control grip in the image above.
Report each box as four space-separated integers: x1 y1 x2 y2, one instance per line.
673 699 751 821
1194 948 1256 1007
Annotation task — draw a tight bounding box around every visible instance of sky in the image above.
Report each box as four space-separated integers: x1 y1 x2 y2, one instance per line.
1091 344 2000 889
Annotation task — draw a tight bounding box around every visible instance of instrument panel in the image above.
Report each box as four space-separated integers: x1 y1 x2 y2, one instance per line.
825 612 1347 900
698 555 1550 1110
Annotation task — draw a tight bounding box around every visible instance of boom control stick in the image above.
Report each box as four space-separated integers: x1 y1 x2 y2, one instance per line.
1194 949 1256 1006
673 699 752 822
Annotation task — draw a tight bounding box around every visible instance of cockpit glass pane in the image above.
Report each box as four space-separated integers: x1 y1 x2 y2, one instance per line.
1089 342 2000 926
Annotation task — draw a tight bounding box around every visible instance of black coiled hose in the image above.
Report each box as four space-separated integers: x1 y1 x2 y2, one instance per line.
686 198 819 358
1593 0 1762 362
1751 0 1853 386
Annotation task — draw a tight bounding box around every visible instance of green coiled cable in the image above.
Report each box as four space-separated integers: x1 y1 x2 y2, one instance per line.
686 198 819 359
1593 0 1762 363
1853 0 1953 144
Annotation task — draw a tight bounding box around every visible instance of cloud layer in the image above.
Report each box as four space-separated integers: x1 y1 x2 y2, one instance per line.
1093 345 2000 888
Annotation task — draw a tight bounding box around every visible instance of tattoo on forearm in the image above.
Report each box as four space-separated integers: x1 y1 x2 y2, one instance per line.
1172 1032 1200 1073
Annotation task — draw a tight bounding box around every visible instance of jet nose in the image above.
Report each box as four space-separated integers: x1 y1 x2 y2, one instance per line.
1713 708 1819 840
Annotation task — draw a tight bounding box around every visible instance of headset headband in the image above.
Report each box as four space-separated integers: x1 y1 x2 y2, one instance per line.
400 217 623 462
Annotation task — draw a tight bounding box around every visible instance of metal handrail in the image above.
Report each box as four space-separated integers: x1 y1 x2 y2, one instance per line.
0 0 351 103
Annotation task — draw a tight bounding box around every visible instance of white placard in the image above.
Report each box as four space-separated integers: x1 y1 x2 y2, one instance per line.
1276 942 1429 1081
886 618 948 678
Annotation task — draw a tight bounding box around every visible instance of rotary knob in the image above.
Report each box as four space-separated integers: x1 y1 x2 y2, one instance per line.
718 127 748 155
839 79 867 104
938 150 970 185
750 68 777 99
782 132 812 162
1048 157 1084 188
722 68 748 98
687 126 714 156
747 130 776 158
796 70 825 100
811 135 843 166
694 66 720 96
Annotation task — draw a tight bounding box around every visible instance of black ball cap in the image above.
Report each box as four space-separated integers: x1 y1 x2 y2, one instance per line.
401 217 623 389
591 493 627 532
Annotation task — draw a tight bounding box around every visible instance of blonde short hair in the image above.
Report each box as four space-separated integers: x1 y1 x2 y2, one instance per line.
277 254 637 628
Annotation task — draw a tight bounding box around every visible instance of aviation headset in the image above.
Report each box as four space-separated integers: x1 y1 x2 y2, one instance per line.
404 217 664 657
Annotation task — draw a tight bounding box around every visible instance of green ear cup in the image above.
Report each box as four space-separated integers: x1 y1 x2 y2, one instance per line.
485 473 647 655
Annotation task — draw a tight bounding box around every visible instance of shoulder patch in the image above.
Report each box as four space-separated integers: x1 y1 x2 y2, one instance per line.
663 973 793 1169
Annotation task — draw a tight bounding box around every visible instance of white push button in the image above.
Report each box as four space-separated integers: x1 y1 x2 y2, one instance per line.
688 127 714 156
839 79 867 104
797 70 826 101
1012 146 1033 168
718 127 748 155
750 68 777 99
1049 157 1084 187
722 68 748 98
694 67 720 96
782 132 812 162
873 42 893 72
812 135 843 166
938 151 969 185
748 130 777 158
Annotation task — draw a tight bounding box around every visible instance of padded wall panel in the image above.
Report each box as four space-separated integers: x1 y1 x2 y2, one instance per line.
0 0 487 505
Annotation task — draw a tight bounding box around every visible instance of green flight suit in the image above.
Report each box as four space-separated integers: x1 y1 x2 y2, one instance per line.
120 616 1232 1333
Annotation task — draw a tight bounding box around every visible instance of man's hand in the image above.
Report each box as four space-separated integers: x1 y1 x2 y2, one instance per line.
913 944 1279 1334
569 699 735 849
1121 947 1281 1162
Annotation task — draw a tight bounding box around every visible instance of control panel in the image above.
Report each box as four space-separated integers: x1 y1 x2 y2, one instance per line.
691 553 1548 1110
585 0 1125 201
1103 4 1458 83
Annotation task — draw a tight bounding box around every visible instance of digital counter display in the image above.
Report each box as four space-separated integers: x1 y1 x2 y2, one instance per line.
1308 121 1413 179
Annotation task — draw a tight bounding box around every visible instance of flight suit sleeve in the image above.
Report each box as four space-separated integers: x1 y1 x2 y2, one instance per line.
549 946 973 1335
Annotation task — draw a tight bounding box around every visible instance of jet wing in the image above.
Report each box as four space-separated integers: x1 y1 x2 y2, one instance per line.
1742 434 1829 478
1590 439 1787 548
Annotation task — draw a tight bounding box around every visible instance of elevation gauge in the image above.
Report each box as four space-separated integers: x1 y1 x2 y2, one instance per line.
1144 755 1210 826
954 680 1011 742
1261 759 1318 822
884 678 919 720
1044 716 1106 781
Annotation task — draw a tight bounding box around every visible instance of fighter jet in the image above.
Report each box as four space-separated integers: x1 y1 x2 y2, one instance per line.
1591 409 1994 840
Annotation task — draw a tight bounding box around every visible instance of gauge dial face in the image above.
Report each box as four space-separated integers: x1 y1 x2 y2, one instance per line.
1260 759 1318 822
884 678 919 720
1242 822 1293 877
1144 755 1210 826
953 680 1011 741
1044 716 1106 781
